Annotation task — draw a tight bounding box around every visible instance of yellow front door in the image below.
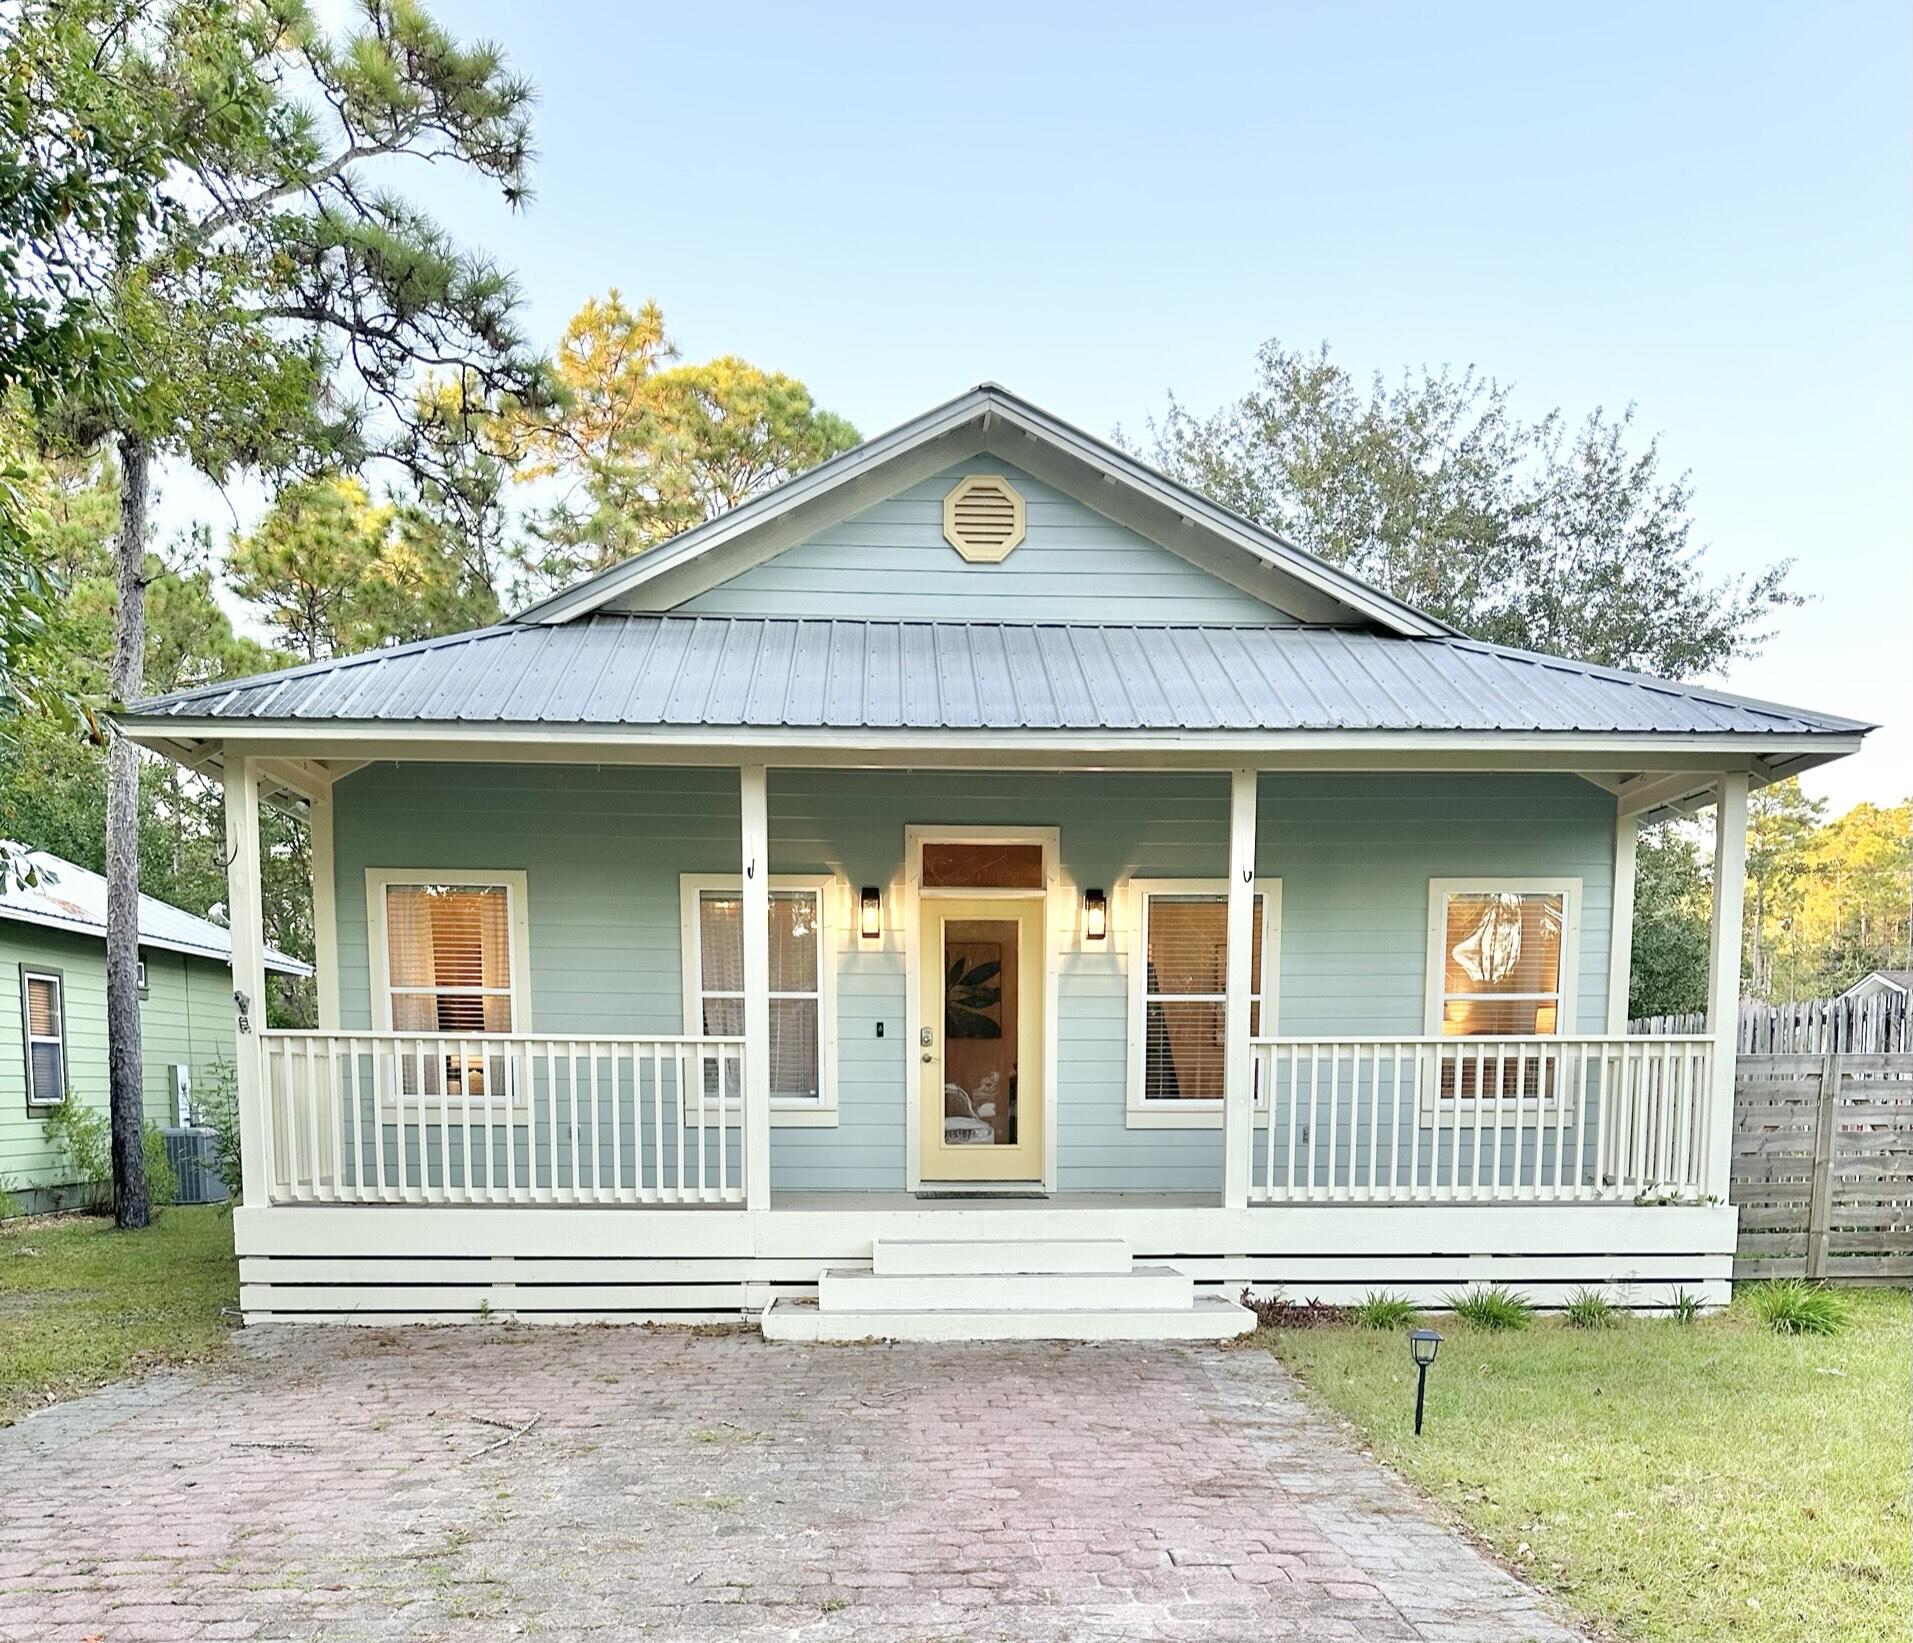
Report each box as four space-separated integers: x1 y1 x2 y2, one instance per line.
918 895 1044 1183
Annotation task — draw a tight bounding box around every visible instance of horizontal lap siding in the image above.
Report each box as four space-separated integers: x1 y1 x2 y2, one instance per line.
0 927 237 1195
1269 773 1616 1038
665 457 1295 624
331 766 1617 1196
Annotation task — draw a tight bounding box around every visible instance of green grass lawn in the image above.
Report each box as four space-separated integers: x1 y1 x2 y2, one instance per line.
1266 1289 1911 1643
0 1205 239 1425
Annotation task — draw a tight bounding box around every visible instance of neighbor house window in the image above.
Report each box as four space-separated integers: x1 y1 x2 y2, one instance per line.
20 968 66 1109
1126 880 1279 1126
1426 882 1579 1037
367 871 530 1097
680 875 836 1121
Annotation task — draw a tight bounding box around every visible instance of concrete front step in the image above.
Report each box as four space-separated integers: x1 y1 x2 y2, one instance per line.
872 1237 1132 1276
760 1294 1255 1343
821 1264 1191 1313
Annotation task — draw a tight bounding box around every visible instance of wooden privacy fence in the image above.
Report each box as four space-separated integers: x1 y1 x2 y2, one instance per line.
1730 1049 1913 1284
1631 991 1910 1054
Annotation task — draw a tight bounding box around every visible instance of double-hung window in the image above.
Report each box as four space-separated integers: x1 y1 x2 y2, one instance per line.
368 871 530 1098
1425 878 1581 1100
680 875 836 1125
1126 879 1279 1127
20 968 66 1109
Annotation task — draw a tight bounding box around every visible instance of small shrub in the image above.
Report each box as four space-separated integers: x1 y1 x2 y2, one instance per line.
42 1097 176 1211
199 1056 244 1202
1352 1290 1419 1330
1562 1286 1618 1329
1746 1279 1850 1337
1443 1283 1534 1330
1240 1287 1353 1329
143 1124 177 1208
42 1095 111 1209
1666 1288 1703 1324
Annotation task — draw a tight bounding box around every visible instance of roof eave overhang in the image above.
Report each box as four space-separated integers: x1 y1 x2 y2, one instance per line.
114 715 1866 779
0 904 311 974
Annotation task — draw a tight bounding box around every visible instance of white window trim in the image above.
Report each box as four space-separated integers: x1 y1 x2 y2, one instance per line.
1124 877 1281 1130
679 872 839 1129
366 869 534 1035
1422 876 1582 1112
20 966 67 1110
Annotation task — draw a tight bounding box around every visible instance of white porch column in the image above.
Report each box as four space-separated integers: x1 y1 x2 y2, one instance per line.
739 765 772 1210
1704 773 1750 1200
222 756 270 1206
308 787 340 1030
1222 768 1259 1209
1606 808 1639 1035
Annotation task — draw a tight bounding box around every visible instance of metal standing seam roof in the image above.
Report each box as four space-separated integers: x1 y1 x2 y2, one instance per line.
0 847 311 973
119 616 1871 740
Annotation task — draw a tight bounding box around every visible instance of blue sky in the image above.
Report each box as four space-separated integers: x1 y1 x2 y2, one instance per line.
191 2 1911 807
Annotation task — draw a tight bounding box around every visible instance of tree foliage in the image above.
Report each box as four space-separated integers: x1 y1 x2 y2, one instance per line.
0 433 314 1023
1629 823 1711 1019
493 290 858 595
12 0 550 1225
1629 782 1913 1015
1748 790 1912 1001
229 474 499 660
1144 339 1800 678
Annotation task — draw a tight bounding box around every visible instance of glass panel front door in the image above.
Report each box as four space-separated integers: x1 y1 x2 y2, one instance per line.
919 896 1044 1183
941 919 1018 1150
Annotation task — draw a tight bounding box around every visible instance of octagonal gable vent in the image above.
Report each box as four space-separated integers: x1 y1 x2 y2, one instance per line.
942 474 1026 562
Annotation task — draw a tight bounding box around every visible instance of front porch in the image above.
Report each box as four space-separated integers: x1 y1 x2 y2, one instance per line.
205 754 1752 1323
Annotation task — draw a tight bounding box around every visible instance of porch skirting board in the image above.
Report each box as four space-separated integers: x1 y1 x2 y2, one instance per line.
231 1202 1738 1324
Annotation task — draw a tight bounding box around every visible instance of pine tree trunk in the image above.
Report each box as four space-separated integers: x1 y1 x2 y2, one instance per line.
107 431 151 1230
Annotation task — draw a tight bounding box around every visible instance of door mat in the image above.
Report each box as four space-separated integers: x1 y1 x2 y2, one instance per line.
913 1190 1050 1200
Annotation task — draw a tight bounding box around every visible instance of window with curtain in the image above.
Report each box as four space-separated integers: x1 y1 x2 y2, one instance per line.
21 969 65 1108
695 887 823 1103
384 883 516 1033
1435 891 1566 1037
1140 891 1266 1104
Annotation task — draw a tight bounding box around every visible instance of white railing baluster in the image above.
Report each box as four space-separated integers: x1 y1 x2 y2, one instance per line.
259 1028 1711 1214
609 1040 624 1200
1225 1032 1714 1208
1404 1044 1422 1199
1282 1044 1297 1197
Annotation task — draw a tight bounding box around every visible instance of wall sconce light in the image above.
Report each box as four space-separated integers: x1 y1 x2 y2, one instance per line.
1083 888 1108 942
860 886 883 941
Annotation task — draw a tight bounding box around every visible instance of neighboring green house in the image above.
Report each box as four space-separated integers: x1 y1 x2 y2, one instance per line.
1 847 309 1211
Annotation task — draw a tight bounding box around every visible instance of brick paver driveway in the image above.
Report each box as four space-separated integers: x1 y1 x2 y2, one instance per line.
0 1327 1583 1643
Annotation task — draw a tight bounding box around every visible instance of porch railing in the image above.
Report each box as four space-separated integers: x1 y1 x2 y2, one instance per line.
1249 1035 1716 1204
260 1032 746 1206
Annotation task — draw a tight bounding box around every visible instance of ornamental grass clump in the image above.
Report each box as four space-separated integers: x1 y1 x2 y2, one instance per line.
1562 1286 1618 1329
1746 1279 1850 1337
1665 1288 1703 1324
1442 1283 1534 1330
1351 1290 1419 1330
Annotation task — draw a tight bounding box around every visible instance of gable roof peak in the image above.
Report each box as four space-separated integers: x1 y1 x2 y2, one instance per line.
513 382 1455 639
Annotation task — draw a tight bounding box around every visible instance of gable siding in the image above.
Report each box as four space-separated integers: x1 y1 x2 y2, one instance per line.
653 457 1300 623
330 764 1616 1195
0 924 239 1201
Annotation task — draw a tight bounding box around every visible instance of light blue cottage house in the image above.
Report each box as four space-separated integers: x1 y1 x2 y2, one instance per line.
119 387 1868 1337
